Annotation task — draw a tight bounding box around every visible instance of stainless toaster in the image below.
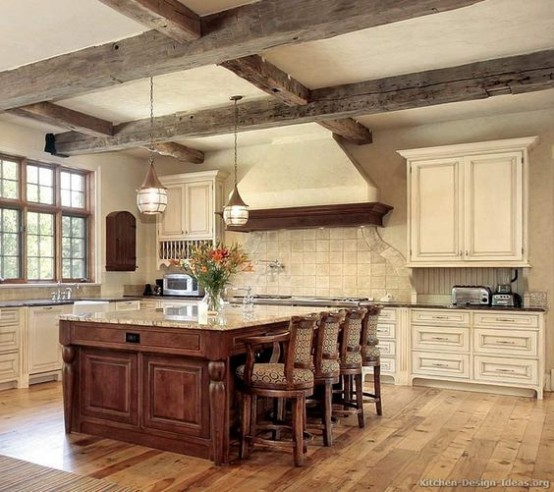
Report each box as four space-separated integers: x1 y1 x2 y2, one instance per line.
451 285 491 306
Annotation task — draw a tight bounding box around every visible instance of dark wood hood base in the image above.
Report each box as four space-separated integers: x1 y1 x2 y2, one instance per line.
223 202 393 232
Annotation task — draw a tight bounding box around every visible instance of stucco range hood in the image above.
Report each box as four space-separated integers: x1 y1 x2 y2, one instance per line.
224 202 393 232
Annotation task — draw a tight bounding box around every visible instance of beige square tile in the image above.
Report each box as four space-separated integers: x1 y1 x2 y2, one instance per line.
316 251 330 264
303 230 316 240
330 253 343 264
357 251 371 264
289 263 303 275
329 240 343 252
290 252 303 264
316 229 330 240
329 228 345 240
316 276 330 289
303 241 316 252
316 288 330 297
316 240 330 252
343 239 357 252
343 264 357 276
341 228 357 239
329 264 343 276
343 251 357 264
317 263 330 275
278 230 291 242
291 240 304 252
304 263 316 275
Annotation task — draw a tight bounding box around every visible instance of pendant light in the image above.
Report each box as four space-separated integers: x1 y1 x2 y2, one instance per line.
137 76 167 214
223 95 249 226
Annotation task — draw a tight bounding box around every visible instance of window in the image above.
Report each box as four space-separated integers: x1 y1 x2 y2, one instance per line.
0 154 92 283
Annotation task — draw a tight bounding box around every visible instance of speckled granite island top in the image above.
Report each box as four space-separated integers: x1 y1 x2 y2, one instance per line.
59 304 321 331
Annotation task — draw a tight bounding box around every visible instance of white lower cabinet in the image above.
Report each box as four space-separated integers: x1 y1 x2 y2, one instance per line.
410 308 544 398
0 308 22 388
25 304 70 385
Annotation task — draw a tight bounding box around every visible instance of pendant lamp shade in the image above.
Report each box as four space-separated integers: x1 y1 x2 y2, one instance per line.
223 95 249 226
137 76 167 215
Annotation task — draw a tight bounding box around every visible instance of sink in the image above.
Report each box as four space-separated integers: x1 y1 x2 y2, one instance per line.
72 300 110 314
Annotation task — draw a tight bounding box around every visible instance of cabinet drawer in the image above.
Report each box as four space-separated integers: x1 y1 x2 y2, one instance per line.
0 308 20 326
412 352 470 378
411 309 470 326
71 324 203 354
474 356 538 384
473 312 539 329
379 340 395 356
381 357 396 374
376 323 395 339
0 352 19 381
115 300 141 311
473 328 538 357
0 324 19 351
378 309 397 322
412 326 469 352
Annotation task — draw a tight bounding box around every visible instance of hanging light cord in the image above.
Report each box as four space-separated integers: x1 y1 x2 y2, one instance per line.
233 97 238 188
149 76 154 165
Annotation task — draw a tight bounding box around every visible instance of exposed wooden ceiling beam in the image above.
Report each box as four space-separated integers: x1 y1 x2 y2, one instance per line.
0 0 485 111
220 54 372 144
97 0 201 43
7 102 114 136
53 49 554 155
147 142 204 163
220 55 311 106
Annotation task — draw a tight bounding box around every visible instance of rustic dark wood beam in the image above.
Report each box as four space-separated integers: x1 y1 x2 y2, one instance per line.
220 54 372 144
0 0 486 110
53 49 554 155
7 102 114 136
97 0 201 43
148 142 204 163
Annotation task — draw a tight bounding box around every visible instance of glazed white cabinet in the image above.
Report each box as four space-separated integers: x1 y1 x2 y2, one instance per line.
25 304 70 383
0 308 22 388
410 308 544 398
157 170 227 242
399 137 538 267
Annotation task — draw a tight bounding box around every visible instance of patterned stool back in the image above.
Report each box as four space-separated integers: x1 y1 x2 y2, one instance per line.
338 307 367 368
361 305 383 366
313 311 343 379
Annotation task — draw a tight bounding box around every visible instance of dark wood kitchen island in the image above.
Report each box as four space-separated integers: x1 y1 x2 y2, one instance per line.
59 305 316 465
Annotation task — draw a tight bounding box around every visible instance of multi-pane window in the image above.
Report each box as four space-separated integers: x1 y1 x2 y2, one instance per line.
0 154 92 283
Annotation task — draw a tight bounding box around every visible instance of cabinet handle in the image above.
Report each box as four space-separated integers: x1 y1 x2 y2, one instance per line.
431 316 448 320
495 318 516 323
431 336 449 341
432 362 449 368
495 368 515 373
496 340 516 345
43 306 53 310
465 250 469 256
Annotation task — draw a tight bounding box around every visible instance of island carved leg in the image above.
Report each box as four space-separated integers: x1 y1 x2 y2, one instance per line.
208 360 228 465
62 345 76 434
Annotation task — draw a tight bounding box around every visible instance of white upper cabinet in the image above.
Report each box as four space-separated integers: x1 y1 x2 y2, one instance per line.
157 170 227 242
399 137 538 267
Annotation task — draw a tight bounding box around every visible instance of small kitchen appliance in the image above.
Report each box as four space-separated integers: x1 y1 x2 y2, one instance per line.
162 273 203 297
451 285 491 306
491 269 521 307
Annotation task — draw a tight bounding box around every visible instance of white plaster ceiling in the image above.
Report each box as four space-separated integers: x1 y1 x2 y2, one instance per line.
1 0 553 154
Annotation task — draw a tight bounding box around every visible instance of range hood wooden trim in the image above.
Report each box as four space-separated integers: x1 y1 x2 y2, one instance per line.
222 202 393 232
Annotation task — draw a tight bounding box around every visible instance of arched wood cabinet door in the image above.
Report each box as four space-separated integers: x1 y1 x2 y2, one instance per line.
105 211 137 271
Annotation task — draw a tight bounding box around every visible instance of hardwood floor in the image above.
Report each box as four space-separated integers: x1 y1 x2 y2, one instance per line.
0 382 552 491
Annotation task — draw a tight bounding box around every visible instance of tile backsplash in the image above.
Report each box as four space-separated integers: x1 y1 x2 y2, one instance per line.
232 227 412 302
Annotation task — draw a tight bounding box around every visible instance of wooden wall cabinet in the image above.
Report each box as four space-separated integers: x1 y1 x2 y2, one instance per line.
399 137 538 267
106 211 137 271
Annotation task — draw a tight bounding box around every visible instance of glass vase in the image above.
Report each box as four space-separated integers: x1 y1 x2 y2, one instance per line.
202 285 225 316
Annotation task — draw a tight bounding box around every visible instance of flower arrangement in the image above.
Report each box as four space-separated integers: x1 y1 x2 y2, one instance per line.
174 242 251 313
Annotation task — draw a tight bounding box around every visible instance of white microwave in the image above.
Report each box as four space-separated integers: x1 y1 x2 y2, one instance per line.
162 273 203 297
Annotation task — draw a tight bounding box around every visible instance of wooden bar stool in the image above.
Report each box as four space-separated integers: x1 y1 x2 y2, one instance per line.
311 311 344 446
361 305 384 415
333 307 367 428
235 314 319 466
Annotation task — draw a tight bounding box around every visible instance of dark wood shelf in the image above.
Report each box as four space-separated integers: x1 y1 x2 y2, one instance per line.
223 202 393 232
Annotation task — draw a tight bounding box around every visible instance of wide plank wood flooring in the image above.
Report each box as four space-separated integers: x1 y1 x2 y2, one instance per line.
0 382 552 491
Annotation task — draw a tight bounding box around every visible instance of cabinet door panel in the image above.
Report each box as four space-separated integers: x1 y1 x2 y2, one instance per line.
185 182 212 238
464 152 523 261
158 184 185 239
409 159 462 262
81 349 139 425
28 306 66 374
142 355 210 437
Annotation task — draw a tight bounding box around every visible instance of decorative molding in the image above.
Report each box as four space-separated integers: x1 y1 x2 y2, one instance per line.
221 202 393 232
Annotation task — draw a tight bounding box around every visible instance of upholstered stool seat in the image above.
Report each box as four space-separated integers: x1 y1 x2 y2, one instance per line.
236 363 314 388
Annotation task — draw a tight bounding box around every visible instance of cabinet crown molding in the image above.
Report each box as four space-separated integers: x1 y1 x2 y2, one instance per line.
397 136 538 160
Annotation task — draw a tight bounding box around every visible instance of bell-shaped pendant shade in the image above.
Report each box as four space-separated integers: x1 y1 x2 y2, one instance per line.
223 185 249 226
137 162 167 214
